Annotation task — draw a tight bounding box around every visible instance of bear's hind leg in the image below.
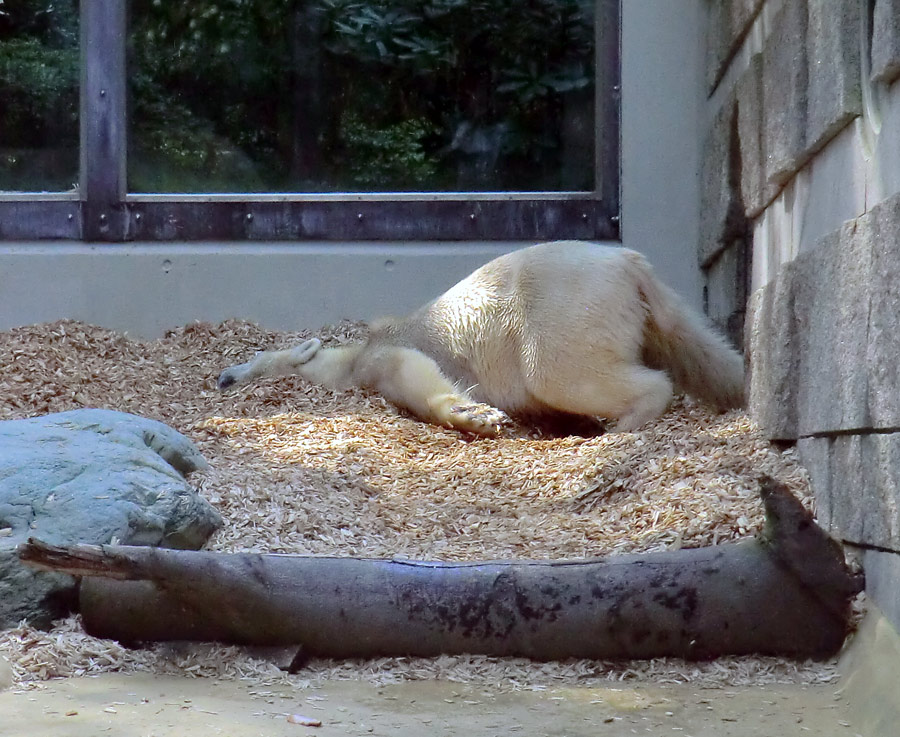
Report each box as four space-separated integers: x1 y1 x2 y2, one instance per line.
527 364 673 433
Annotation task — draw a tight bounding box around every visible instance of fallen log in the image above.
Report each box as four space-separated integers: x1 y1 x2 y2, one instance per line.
19 477 862 661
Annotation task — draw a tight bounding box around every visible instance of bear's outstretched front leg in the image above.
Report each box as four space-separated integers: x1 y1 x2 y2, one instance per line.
358 346 509 436
217 338 324 389
217 338 364 391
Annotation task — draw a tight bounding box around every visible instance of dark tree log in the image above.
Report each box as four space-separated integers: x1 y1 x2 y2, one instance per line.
20 477 862 661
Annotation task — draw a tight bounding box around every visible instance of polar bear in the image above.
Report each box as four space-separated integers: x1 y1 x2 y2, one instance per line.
217 241 744 436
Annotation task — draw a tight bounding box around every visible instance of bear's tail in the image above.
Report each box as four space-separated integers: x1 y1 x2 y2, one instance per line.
625 251 745 410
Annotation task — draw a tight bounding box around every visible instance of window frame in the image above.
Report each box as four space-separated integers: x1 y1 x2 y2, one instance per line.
0 0 620 242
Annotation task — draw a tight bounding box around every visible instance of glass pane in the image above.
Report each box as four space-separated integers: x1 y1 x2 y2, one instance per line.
128 0 596 193
0 0 79 193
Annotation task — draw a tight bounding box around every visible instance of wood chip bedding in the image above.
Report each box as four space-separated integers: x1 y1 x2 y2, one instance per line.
0 319 840 690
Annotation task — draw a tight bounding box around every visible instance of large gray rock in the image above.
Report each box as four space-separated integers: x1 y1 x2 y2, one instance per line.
872 0 900 85
0 409 221 628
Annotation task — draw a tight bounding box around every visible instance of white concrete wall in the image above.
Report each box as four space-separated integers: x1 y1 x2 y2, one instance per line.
621 0 704 306
0 1 706 338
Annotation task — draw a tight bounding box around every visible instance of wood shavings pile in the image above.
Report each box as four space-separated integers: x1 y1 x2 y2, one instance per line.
0 319 833 691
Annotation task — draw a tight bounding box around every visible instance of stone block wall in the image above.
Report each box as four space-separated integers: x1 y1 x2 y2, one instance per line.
873 0 900 84
701 0 865 340
704 0 900 626
750 191 900 545
706 0 766 91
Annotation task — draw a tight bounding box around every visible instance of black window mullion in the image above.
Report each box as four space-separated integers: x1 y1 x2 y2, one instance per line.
595 0 621 226
80 0 127 241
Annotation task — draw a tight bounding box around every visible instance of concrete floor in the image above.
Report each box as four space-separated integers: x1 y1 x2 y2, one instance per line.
0 671 856 737
4 608 899 737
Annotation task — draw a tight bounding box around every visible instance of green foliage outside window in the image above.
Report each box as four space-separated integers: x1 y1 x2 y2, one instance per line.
0 0 79 191
1 0 596 193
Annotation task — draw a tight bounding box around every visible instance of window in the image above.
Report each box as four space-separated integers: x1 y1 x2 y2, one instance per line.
0 0 80 238
0 0 619 241
0 0 78 192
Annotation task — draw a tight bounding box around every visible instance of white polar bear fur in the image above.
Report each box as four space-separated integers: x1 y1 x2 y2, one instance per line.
217 241 745 436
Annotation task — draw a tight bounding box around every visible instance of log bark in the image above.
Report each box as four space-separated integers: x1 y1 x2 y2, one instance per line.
19 477 862 661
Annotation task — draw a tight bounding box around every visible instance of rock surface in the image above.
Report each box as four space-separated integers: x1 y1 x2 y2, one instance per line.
0 409 220 628
699 95 742 267
705 0 765 92
762 0 809 187
798 433 900 552
805 0 861 154
873 0 900 85
749 191 900 554
749 191 900 442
